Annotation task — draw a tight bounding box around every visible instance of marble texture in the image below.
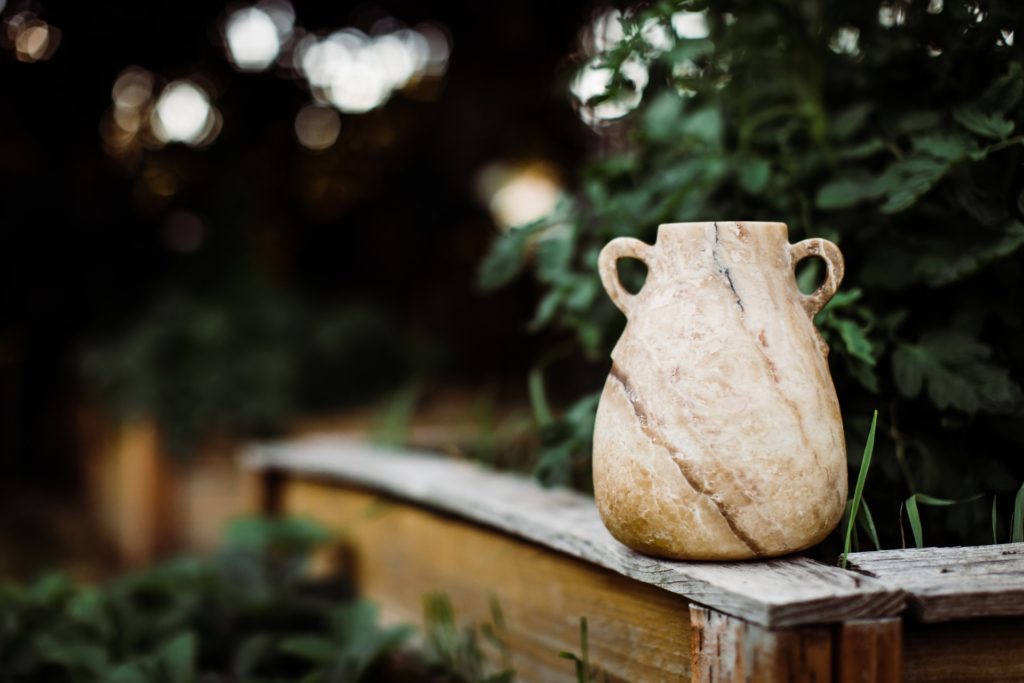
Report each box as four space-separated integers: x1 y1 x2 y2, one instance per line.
593 221 847 560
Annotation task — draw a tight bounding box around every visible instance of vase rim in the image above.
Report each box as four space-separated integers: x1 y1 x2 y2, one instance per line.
658 220 788 230
656 221 788 240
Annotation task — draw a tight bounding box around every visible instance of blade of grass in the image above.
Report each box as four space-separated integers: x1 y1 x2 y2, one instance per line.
842 410 877 568
992 495 999 545
1012 482 1024 543
905 496 923 548
858 498 882 551
902 493 985 548
527 366 553 427
580 617 589 678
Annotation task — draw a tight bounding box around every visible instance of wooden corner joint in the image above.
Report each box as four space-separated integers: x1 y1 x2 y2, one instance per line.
689 605 902 683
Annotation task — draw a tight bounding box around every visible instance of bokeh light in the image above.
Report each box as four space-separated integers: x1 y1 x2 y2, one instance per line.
830 26 861 56
294 104 341 150
477 162 563 231
671 11 710 40
223 2 295 72
4 11 61 62
570 58 645 126
113 67 155 110
152 80 220 146
296 21 450 115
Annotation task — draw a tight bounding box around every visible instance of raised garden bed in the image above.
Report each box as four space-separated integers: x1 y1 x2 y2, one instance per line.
242 436 1024 682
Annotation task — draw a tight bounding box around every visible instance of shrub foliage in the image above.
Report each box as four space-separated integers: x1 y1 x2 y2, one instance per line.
480 0 1024 546
0 518 515 682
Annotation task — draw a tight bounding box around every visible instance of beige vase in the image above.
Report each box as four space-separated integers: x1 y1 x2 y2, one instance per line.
592 221 847 560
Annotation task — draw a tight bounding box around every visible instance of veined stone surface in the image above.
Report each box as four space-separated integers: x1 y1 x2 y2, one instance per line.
593 221 847 560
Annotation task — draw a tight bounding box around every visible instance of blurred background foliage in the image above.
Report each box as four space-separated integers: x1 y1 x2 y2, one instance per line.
79 282 423 454
480 0 1024 547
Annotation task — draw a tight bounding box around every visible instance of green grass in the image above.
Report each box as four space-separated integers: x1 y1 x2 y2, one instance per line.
900 493 985 548
841 410 877 568
1012 482 1024 543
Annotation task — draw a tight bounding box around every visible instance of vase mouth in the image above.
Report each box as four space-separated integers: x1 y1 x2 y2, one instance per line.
656 221 788 239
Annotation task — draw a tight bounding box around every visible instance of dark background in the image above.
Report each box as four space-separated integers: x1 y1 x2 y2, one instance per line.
0 0 596 551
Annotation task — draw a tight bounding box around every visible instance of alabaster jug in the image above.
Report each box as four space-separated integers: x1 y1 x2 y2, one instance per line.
592 221 847 560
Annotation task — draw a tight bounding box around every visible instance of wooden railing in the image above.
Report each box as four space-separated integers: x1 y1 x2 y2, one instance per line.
242 436 1024 682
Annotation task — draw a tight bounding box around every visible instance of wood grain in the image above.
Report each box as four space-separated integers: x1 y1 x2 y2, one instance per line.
847 544 1024 622
835 619 902 683
689 604 833 682
903 617 1024 682
281 478 693 683
242 437 904 628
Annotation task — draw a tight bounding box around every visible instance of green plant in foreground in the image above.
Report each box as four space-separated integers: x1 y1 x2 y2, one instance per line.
1014 483 1024 543
422 594 515 683
0 518 520 683
480 0 1024 547
841 411 878 568
559 618 608 683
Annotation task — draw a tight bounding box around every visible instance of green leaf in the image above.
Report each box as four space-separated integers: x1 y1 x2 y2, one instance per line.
831 103 874 140
738 159 771 194
106 662 150 683
910 133 975 160
155 633 195 683
842 410 877 568
953 108 1015 139
815 174 885 210
280 635 336 664
478 223 544 291
954 62 1023 139
233 634 273 678
858 499 882 551
892 331 1022 413
643 91 684 141
992 496 999 544
903 494 985 548
891 345 928 399
535 229 574 284
837 138 886 160
680 108 723 145
1013 482 1024 543
921 221 1024 286
827 317 876 366
878 155 953 213
904 496 923 548
894 110 942 134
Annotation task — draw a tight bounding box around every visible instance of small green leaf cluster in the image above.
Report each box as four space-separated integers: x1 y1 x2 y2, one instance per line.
480 0 1024 545
421 595 515 683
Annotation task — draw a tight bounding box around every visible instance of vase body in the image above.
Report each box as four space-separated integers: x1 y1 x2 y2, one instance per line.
592 221 847 560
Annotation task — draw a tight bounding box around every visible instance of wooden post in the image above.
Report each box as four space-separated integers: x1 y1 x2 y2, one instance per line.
690 605 833 682
835 619 902 683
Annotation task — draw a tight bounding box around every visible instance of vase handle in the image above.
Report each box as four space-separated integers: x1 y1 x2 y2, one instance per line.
599 237 653 317
790 238 845 317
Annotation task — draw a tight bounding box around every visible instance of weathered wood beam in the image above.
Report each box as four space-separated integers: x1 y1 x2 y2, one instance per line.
847 544 1024 622
243 438 904 628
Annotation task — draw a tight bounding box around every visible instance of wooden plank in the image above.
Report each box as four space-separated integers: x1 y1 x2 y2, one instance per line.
243 437 904 628
281 477 693 683
847 544 1024 622
903 617 1024 682
835 619 902 683
689 605 833 682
